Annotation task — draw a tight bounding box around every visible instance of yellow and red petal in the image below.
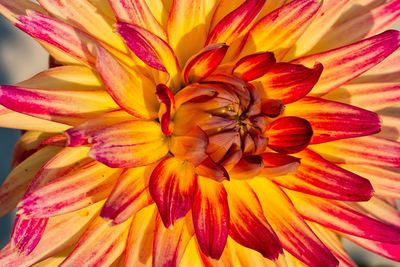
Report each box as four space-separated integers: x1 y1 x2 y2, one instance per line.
89 120 169 168
256 63 323 104
240 0 322 60
108 0 166 40
311 136 400 168
194 157 230 182
96 46 158 119
287 191 400 244
271 149 373 201
192 177 229 259
100 166 153 225
18 160 121 218
153 214 193 267
249 178 338 267
0 0 44 23
295 30 400 96
60 216 131 267
233 52 275 81
149 157 197 228
267 116 313 154
0 85 118 125
229 156 264 180
206 0 265 46
156 84 175 136
285 97 381 144
224 180 282 259
183 43 228 84
16 11 97 66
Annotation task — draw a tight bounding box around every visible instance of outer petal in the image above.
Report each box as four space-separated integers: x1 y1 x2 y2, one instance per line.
255 63 323 104
153 214 193 267
240 0 322 60
124 205 156 266
89 120 169 168
100 166 153 224
0 0 44 23
345 235 400 261
324 82 400 111
287 191 400 243
206 0 266 46
108 0 166 39
271 149 373 201
224 180 282 260
294 30 400 96
96 46 158 118
310 136 400 168
285 97 381 144
267 116 313 154
249 178 338 267
18 160 121 218
233 52 276 81
0 85 119 125
60 216 131 267
340 164 400 199
149 157 197 228
183 44 228 84
0 147 61 217
192 177 229 259
0 203 102 267
16 11 97 65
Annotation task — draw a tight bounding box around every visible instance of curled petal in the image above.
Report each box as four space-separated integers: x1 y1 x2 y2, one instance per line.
183 43 228 83
149 157 197 228
233 52 276 81
267 116 313 154
272 149 373 201
195 157 230 182
192 177 229 259
285 97 381 144
100 167 153 225
229 156 264 180
206 0 266 45
89 120 169 168
156 84 175 136
256 63 323 104
295 30 400 96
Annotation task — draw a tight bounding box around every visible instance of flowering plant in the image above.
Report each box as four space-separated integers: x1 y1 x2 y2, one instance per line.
0 0 399 266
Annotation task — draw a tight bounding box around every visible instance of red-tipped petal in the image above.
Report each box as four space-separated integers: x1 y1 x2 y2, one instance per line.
11 216 47 255
345 235 400 261
100 167 153 225
183 43 228 83
295 30 400 96
192 177 229 259
206 0 266 45
257 63 323 104
288 191 400 244
267 116 313 154
195 157 229 182
229 156 264 179
89 120 169 168
149 157 197 228
272 149 373 201
233 52 276 81
285 97 381 144
0 85 118 125
249 178 338 267
224 181 282 260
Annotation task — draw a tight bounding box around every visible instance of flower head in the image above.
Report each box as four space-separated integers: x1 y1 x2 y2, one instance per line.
0 0 400 266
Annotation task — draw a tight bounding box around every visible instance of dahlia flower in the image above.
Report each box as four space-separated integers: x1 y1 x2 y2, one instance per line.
0 0 399 266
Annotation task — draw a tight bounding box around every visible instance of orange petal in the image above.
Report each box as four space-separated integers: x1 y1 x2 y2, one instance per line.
192 177 229 259
150 157 197 227
233 52 276 81
183 43 228 84
100 166 153 225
